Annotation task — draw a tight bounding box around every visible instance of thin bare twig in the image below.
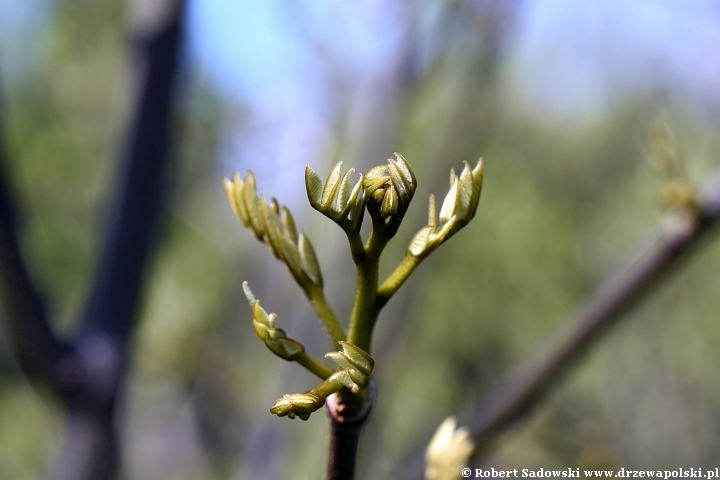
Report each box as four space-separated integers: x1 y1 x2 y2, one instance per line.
467 167 720 456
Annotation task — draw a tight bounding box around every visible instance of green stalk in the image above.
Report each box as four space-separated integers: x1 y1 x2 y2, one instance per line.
306 283 346 347
345 232 367 264
346 258 380 353
346 216 390 352
376 254 421 309
295 351 335 379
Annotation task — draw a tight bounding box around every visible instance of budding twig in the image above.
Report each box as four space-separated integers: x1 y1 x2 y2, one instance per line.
227 152 485 479
270 342 374 420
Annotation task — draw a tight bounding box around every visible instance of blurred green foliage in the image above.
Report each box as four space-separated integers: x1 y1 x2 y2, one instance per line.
2 2 720 479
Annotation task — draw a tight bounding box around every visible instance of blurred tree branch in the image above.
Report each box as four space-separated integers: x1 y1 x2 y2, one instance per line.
0 86 67 384
0 1 185 478
467 167 720 459
80 0 184 340
398 166 720 478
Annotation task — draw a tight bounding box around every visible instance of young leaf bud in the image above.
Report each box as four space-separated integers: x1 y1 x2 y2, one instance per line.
325 342 374 394
224 173 325 287
243 282 305 361
407 159 483 258
270 392 325 420
363 153 417 220
305 162 366 234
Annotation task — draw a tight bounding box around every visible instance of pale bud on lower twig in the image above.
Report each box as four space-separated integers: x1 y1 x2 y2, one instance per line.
425 416 474 480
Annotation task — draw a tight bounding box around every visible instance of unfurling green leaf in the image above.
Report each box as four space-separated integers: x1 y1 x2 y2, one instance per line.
305 165 324 206
335 169 353 212
280 206 299 245
223 176 242 222
305 162 366 234
223 171 262 240
271 342 374 419
260 197 284 257
242 173 265 240
407 158 484 259
243 282 305 361
334 341 374 375
388 155 415 203
279 235 303 279
438 178 458 224
326 341 374 394
223 172 324 287
299 230 323 287
321 161 343 206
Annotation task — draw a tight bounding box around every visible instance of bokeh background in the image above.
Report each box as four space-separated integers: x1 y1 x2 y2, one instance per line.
2 0 720 478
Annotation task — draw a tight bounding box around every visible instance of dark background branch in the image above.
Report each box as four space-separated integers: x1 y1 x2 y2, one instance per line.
80 0 185 341
0 80 66 383
0 1 185 479
54 2 186 478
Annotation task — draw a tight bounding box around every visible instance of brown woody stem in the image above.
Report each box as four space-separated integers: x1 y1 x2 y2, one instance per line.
326 377 376 480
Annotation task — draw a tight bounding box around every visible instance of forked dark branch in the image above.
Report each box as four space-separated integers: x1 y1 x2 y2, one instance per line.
0 2 185 478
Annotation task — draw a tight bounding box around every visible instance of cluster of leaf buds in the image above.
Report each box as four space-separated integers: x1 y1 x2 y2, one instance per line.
225 152 484 426
363 152 417 221
408 159 483 259
305 162 365 234
325 341 374 394
243 282 304 361
224 171 323 286
270 342 374 420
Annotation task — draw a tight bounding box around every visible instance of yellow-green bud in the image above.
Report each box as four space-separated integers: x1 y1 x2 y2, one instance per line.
408 158 483 258
305 161 366 234
363 153 417 219
270 392 325 420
